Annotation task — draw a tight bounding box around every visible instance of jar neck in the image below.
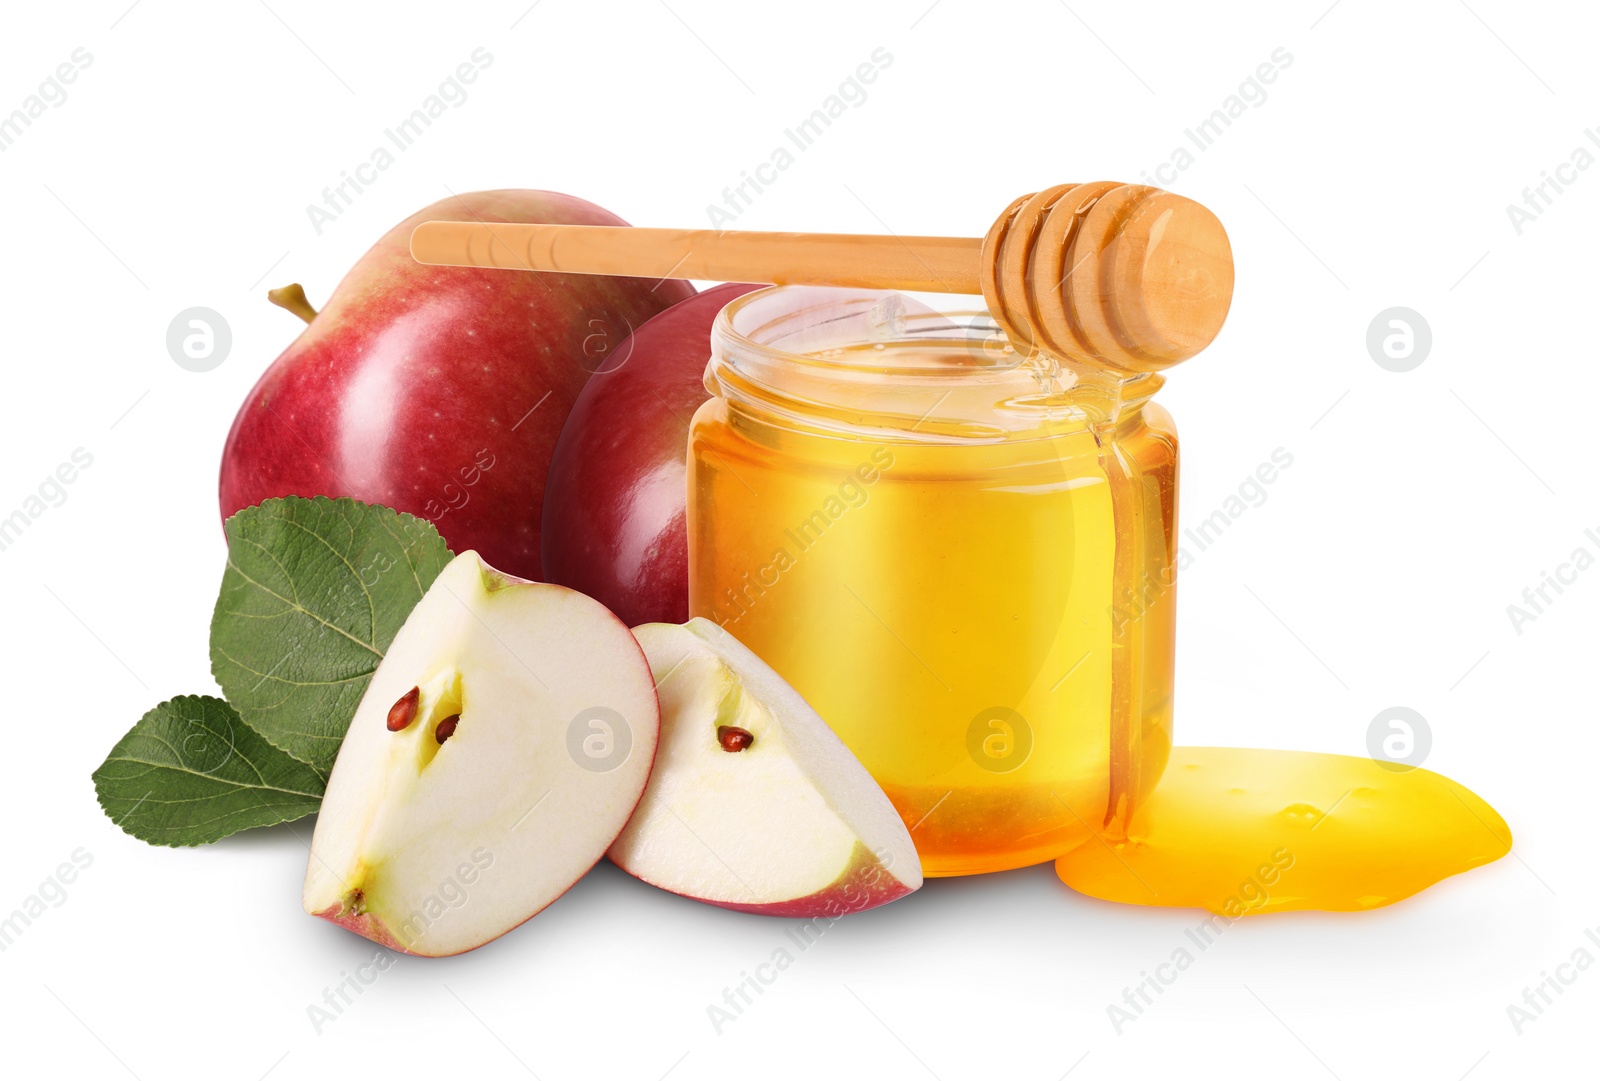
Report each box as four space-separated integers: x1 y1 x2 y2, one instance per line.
708 287 1165 443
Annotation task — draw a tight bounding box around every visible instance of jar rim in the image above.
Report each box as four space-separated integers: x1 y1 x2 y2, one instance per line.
704 285 1139 441
711 285 1025 380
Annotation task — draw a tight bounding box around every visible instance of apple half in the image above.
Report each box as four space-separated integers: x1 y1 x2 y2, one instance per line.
609 618 921 916
303 551 660 956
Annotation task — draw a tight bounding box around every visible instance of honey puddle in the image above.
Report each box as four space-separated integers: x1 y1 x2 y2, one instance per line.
1055 746 1512 914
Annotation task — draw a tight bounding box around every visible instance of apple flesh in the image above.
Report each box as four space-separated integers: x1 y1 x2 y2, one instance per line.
303 551 660 956
541 283 761 625
609 618 921 916
220 190 695 581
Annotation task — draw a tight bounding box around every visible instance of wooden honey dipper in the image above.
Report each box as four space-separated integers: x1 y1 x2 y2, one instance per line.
410 182 1234 375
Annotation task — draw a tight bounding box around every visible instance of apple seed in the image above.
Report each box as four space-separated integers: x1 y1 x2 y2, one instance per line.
716 725 754 752
387 687 421 731
436 714 460 745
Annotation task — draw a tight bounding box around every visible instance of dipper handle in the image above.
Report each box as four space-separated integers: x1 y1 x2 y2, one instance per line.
410 183 1233 374
411 222 983 294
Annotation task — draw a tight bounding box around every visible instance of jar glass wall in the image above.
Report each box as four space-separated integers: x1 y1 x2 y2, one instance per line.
687 286 1177 876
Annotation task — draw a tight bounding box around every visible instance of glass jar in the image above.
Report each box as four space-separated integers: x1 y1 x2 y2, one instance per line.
688 286 1177 876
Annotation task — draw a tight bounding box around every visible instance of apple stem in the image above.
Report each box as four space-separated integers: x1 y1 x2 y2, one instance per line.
268 283 319 325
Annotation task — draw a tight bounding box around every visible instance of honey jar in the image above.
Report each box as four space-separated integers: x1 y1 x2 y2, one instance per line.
688 285 1177 876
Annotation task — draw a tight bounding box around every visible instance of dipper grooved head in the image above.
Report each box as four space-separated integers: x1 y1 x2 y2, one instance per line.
981 183 1234 374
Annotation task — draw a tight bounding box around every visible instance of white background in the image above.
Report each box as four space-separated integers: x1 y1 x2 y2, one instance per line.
1 1 1594 1078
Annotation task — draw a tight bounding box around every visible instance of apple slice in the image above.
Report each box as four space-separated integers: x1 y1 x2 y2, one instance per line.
609 618 921 916
303 551 659 956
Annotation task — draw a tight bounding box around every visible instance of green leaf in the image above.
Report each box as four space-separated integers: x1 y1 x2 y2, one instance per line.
210 496 453 774
92 696 325 847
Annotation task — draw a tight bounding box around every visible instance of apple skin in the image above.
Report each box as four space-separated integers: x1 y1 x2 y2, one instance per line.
219 190 695 580
307 860 604 958
683 841 915 919
541 282 761 624
307 904 415 956
305 836 609 959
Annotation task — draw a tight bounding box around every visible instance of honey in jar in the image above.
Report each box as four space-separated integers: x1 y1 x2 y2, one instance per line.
688 286 1177 876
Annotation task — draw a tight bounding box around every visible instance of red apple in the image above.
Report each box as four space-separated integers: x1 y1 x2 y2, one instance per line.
541 282 761 625
218 190 694 579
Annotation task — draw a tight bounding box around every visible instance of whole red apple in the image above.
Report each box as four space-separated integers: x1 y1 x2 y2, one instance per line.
218 190 694 579
541 282 761 625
